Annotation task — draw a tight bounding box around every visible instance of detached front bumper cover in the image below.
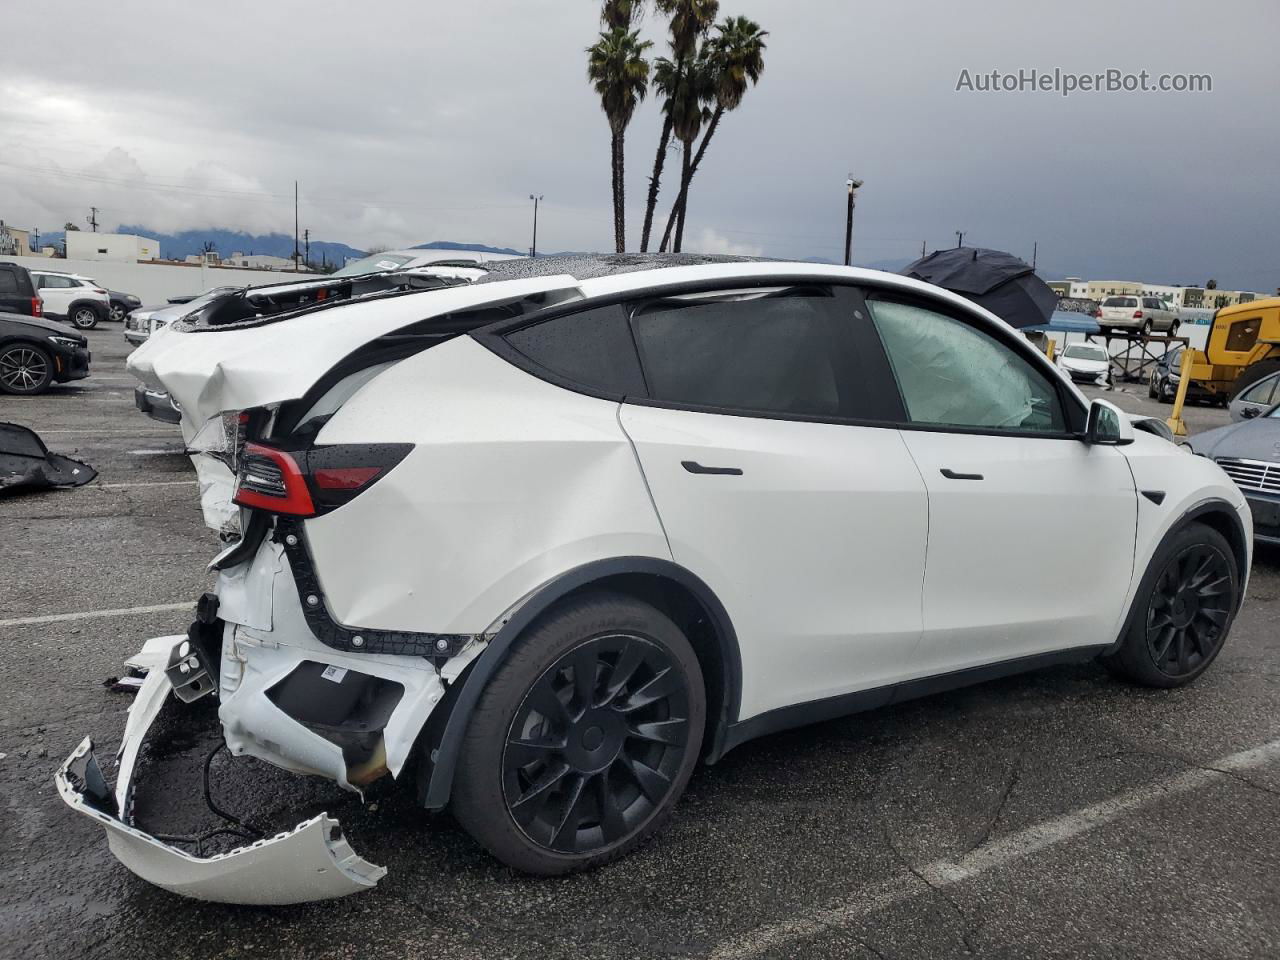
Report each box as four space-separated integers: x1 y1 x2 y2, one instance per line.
55 646 386 905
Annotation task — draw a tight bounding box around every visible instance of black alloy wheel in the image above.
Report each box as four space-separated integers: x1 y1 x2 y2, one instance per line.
1104 521 1239 688
451 592 705 874
109 303 126 322
0 344 54 395
1145 544 1233 679
503 632 690 853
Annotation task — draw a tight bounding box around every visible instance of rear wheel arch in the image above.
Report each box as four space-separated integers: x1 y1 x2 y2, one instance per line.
418 557 742 811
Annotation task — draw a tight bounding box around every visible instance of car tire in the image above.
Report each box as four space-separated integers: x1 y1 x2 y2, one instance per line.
71 305 99 330
1169 320 1180 338
1148 377 1158 399
109 303 126 322
451 591 706 875
1141 319 1153 336
0 342 55 395
1102 521 1239 689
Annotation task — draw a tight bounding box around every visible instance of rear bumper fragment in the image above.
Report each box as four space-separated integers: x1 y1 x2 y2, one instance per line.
54 640 386 905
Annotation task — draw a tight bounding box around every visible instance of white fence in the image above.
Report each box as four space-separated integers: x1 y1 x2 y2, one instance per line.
0 255 323 306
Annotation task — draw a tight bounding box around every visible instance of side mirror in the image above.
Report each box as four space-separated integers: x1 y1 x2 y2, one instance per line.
1084 399 1135 445
1241 406 1261 419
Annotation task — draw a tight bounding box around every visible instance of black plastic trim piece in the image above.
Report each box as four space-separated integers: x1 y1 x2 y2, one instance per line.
940 468 984 481
420 556 743 810
275 518 473 662
1140 489 1167 505
720 645 1109 757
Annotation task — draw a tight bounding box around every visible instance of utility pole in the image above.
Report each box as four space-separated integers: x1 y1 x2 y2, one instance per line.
31 227 40 252
1031 241 1038 271
529 194 543 257
844 176 863 266
293 181 300 271
304 228 310 269
87 207 99 232
955 230 965 248
920 240 927 258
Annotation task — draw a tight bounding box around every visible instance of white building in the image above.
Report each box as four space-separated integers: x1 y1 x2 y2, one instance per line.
65 231 161 262
222 252 299 270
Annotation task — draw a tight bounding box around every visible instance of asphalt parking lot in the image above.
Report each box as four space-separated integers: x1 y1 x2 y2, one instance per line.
2 328 1278 960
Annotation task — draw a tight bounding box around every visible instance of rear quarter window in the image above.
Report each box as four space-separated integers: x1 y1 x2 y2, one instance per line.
0 269 18 294
504 304 648 397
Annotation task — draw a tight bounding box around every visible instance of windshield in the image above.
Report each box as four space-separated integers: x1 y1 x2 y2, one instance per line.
1063 345 1107 360
332 253 415 277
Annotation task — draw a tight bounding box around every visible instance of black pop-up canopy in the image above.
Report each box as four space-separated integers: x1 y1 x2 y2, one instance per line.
899 247 1057 329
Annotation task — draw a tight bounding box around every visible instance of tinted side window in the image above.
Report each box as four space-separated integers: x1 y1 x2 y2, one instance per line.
629 291 856 418
0 269 17 294
868 298 1066 434
506 304 647 397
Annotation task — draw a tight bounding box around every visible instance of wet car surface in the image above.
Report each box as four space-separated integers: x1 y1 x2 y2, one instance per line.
3 330 1279 959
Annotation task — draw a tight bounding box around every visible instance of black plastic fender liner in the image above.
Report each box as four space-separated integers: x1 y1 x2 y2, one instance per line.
0 422 97 495
1103 497 1249 656
419 556 743 811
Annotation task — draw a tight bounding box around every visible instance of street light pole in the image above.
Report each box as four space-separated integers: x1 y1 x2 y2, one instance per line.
955 230 966 248
844 176 863 266
529 194 543 258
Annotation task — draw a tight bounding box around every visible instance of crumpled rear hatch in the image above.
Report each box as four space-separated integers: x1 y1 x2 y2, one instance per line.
126 275 581 540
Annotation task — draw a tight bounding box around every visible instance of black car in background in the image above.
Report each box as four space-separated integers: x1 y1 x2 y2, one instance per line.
1148 344 1223 405
0 262 43 318
108 290 142 322
0 313 90 395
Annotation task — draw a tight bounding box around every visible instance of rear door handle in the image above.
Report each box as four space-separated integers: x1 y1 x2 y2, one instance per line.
940 468 984 481
682 460 743 476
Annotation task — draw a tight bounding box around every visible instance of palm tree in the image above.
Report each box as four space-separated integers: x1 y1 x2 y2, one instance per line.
601 0 641 29
640 0 719 251
663 15 767 252
639 57 678 252
657 47 714 252
587 28 653 252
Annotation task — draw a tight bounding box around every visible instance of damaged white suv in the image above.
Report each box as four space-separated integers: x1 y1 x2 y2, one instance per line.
58 255 1252 903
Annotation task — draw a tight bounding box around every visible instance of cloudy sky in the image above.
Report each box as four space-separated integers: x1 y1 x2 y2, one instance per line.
2 0 1277 289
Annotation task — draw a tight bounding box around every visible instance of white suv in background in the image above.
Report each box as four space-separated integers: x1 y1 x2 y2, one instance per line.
59 255 1251 903
1098 295 1179 336
28 270 111 329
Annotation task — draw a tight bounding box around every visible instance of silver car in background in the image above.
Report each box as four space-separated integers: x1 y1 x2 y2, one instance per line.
1229 370 1280 422
124 286 243 346
1098 295 1179 336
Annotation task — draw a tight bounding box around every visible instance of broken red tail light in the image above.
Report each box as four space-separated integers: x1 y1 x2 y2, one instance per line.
233 442 413 517
234 443 316 516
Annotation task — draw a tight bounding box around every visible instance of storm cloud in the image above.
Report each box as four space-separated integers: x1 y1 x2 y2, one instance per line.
1 0 1276 289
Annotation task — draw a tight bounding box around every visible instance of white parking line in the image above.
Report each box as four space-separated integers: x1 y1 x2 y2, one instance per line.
0 602 192 628
709 738 1280 960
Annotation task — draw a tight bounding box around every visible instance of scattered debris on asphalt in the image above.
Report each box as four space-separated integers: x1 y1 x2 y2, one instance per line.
0 422 97 496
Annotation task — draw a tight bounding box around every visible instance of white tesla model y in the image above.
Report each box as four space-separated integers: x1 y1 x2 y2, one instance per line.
58 255 1250 902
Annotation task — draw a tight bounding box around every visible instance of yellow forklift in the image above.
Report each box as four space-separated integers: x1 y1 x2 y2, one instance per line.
1168 296 1280 435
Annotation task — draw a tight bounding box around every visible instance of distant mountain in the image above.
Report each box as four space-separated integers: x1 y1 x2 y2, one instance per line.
411 240 526 257
121 226 367 266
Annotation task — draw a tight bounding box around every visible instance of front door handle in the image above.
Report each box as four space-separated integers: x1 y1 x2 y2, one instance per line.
682 460 743 476
940 468 984 481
